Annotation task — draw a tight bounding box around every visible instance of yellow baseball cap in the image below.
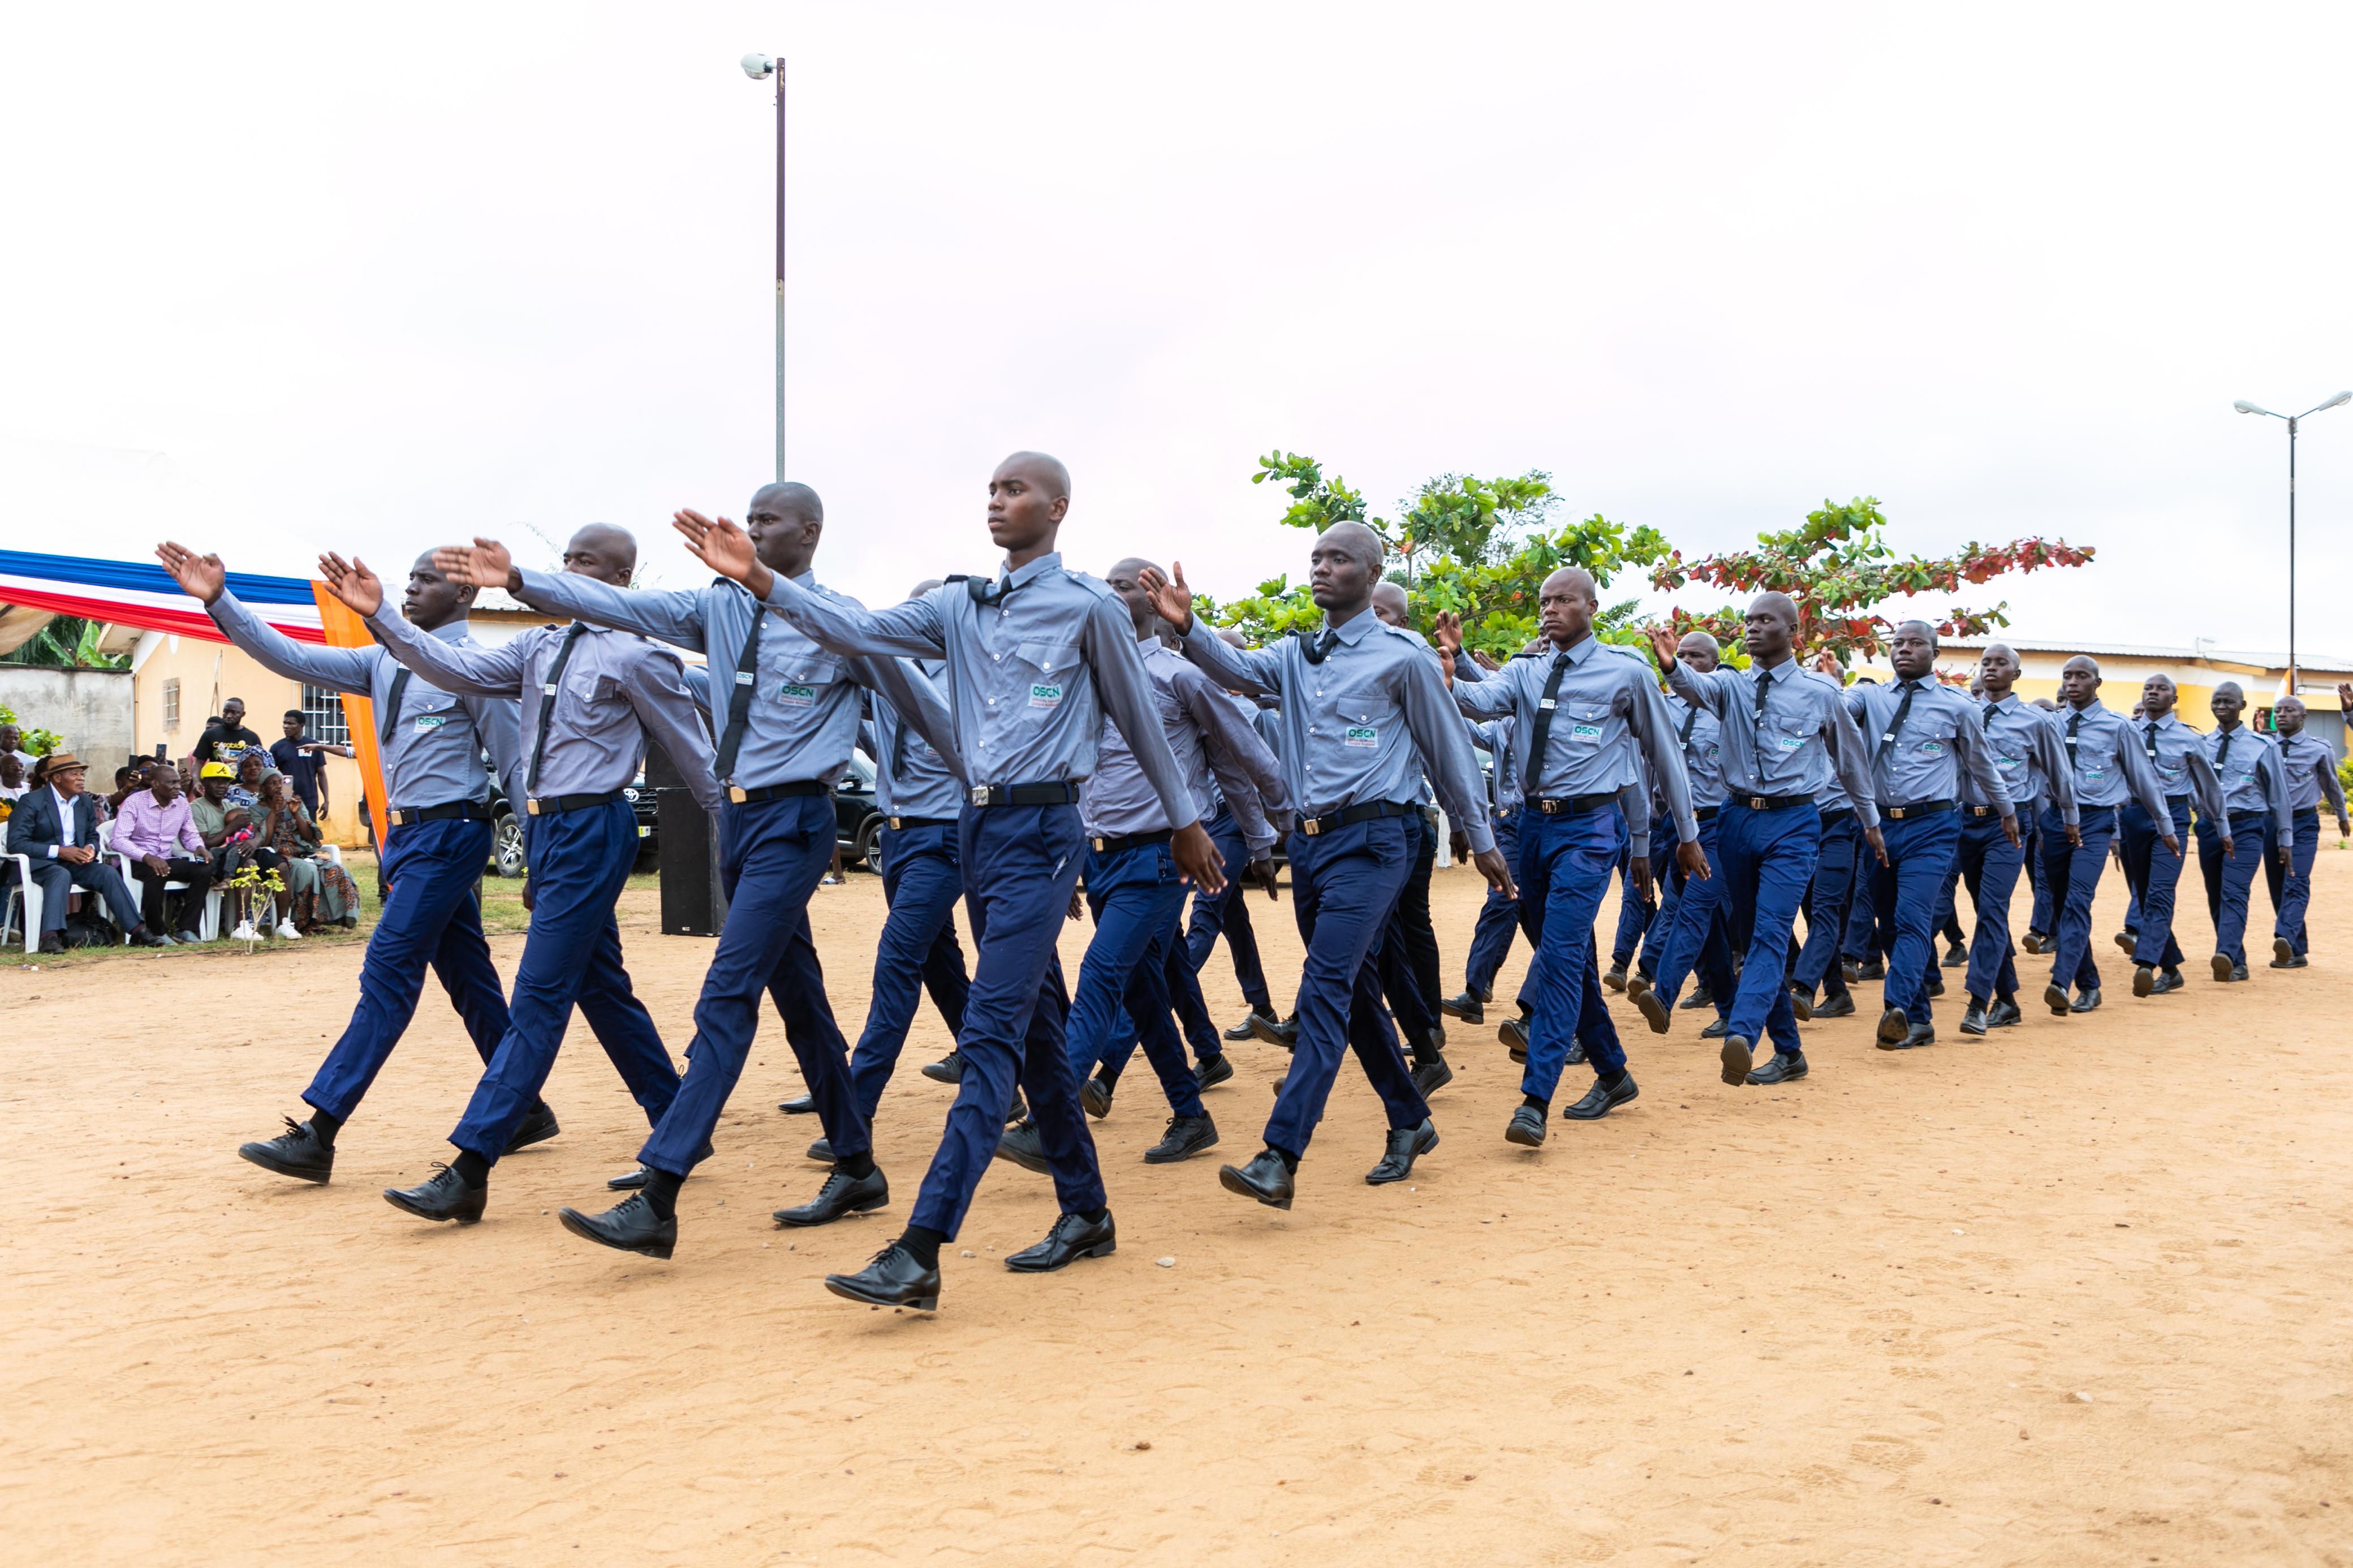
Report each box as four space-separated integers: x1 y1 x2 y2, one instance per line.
201 761 235 779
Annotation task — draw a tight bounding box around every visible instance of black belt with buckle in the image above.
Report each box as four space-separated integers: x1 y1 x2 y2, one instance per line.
968 780 1082 807
1731 793 1815 811
384 800 493 827
1089 827 1174 856
1527 792 1617 817
1693 805 1719 824
727 779 832 805
1298 800 1415 837
527 790 624 817
1818 806 1854 826
1962 803 2001 819
1881 799 1955 820
886 814 957 831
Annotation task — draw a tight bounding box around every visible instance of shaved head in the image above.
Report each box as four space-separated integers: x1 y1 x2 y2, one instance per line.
1110 555 1160 582
1318 520 1385 572
1895 618 1938 648
563 523 637 585
998 451 1071 501
1542 565 1598 605
1371 581 1411 628
751 481 824 526
1749 591 1798 630
2214 680 2243 701
1216 627 1248 650
2062 654 2100 678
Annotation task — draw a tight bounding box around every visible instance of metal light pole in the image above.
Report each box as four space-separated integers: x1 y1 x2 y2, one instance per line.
2234 390 2351 696
742 53 786 482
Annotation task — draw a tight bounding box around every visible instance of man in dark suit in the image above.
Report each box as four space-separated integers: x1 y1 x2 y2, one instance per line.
13 751 161 952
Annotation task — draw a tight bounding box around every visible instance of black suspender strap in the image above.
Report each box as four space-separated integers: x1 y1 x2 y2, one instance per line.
1876 680 1918 766
379 667 411 745
715 603 764 785
527 624 587 794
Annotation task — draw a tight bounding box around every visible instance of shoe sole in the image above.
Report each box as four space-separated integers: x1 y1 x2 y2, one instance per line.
823 1275 936 1311
382 1189 481 1224
1503 1117 1545 1148
502 1116 561 1154
2274 938 2296 965
1081 1086 1113 1120
1635 991 1671 1035
1958 1018 1986 1037
1876 1009 1908 1046
238 1144 332 1184
557 1206 674 1260
1196 1061 1235 1091
1249 1018 1298 1051
1413 1061 1455 1096
2044 983 2072 1015
993 1142 1053 1176
2132 967 2154 997
778 1100 818 1115
1003 1237 1117 1273
1604 971 1627 993
2114 932 2136 953
2210 953 2235 983
1719 1037 1753 1086
2021 936 2045 955
1218 1165 1294 1209
772 1190 889 1227
805 1142 834 1163
1438 1000 1483 1022
1789 991 1813 1022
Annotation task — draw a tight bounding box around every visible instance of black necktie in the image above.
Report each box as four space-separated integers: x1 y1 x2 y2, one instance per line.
1522 649 1571 792
2216 729 2234 772
527 624 586 796
2065 709 2082 764
1298 627 1341 664
378 667 410 745
1876 679 1918 766
1678 701 1699 749
714 602 764 785
1752 666 1773 727
2143 721 2159 761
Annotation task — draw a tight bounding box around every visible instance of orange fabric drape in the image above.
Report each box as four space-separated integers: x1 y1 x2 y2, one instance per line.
310 584 388 852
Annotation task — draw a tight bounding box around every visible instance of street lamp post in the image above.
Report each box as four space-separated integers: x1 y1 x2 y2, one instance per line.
742 53 786 482
2234 390 2351 696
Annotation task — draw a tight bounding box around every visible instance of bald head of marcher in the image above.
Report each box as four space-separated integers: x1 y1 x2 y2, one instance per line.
1371 581 1411 629
1980 642 2022 699
2277 694 2307 737
2212 679 2246 728
1742 592 1800 664
1216 627 1248 650
910 578 943 599
403 549 476 630
2141 671 2177 719
745 482 825 579
1677 629 1721 675
1889 619 1938 680
1307 521 1385 619
1537 567 1598 650
985 452 1072 564
562 524 637 587
2059 654 2102 709
1105 556 1162 639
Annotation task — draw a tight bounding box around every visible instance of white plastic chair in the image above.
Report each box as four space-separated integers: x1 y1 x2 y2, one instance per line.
1 851 41 954
101 820 222 943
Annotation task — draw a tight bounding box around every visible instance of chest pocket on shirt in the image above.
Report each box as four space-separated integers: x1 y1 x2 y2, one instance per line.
406 689 460 735
772 655 846 710
1018 642 1080 710
1564 701 1609 743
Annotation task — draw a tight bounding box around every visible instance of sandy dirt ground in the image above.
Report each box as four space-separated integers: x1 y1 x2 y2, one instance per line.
7 848 2353 1567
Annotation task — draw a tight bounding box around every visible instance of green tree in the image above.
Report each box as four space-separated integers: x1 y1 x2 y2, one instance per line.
0 616 131 670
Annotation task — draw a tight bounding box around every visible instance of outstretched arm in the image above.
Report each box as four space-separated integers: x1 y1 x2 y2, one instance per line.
1139 564 1287 697
158 543 377 694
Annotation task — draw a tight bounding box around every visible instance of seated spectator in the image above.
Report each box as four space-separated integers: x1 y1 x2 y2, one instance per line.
192 761 285 941
12 751 163 952
256 772 359 934
0 752 25 855
269 710 348 821
100 764 145 823
192 699 264 779
115 761 213 944
227 748 279 813
0 722 37 776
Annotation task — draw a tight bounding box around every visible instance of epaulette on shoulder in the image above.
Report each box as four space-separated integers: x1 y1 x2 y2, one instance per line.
1063 570 1115 601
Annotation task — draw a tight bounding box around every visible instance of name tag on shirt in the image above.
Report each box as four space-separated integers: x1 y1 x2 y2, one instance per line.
412 715 446 733
1997 755 2020 770
778 681 816 709
1777 735 1804 751
2083 766 2105 780
1568 722 1601 742
1031 683 1064 709
1918 740 1943 756
1344 724 1377 749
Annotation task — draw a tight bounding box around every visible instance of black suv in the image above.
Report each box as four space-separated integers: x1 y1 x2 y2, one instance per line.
835 750 882 872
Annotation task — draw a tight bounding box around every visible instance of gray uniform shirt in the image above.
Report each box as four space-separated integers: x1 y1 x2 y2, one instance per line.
757 552 1197 830
1084 637 1290 851
2052 703 2171 820
2276 731 2348 820
510 568 943 793
2123 711 2223 822
1663 690 1725 811
1450 638 1698 844
1467 715 1522 815
1844 677 2012 817
869 659 967 821
206 589 518 810
1173 607 1496 856
2201 725 2295 840
365 607 726 817
1666 656 1881 828
1970 696 2085 825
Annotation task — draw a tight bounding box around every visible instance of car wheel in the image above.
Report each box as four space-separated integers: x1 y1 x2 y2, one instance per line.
492 813 527 878
856 817 884 874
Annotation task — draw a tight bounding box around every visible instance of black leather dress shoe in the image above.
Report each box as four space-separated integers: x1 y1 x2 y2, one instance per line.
501 1102 559 1154
607 1165 650 1191
921 1051 967 1084
1499 1013 1529 1062
1563 1074 1636 1121
37 932 65 955
1604 963 1628 993
2274 936 2296 966
1942 942 1968 968
1005 1209 1117 1272
2211 952 2235 982
1196 1053 1234 1091
383 1163 484 1224
1367 1119 1439 1183
806 1136 835 1161
557 1193 676 1259
1987 996 2023 1027
773 1164 889 1226
1877 1006 1910 1046
2132 965 2155 997
1144 1113 1218 1163
1924 971 1945 998
1789 987 1815 1022
1081 1069 1118 1120
1840 958 1861 984
1625 970 1652 999
1814 991 1857 1019
2150 968 2184 995
1225 1008 1278 1042
1504 1105 1546 1147
1683 982 1713 1010
1410 1056 1454 1097
1857 957 1886 981
825 1243 938 1310
1251 1013 1300 1050
1718 1034 1755 1086
1958 1004 1988 1036
2231 962 2249 982
2042 983 2072 1016
1565 1035 1588 1065
128 926 167 948
1634 990 1671 1035
1747 1051 1807 1084
2274 953 2309 970
1440 990 1487 1023
1219 1148 1296 1209
993 1121 1050 1174
239 1116 334 1183
2021 930 2049 955
778 1094 816 1114
1893 1021 1936 1049
2114 930 2138 954
2070 988 2101 1014
1700 1016 1730 1039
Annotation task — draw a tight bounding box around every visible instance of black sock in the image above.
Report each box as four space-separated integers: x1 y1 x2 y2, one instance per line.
898 1225 947 1269
307 1109 342 1148
1967 994 1987 1010
838 1150 876 1180
1522 1092 1549 1113
1079 1206 1109 1225
1267 1143 1300 1173
1597 1068 1628 1090
1996 990 2018 1006
641 1168 683 1220
452 1150 489 1189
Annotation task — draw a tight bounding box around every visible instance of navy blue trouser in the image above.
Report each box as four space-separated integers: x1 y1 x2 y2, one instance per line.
1871 809 1964 1025
1376 810 1444 1055
2197 809 2269 968
847 821 971 1120
640 793 865 1177
1610 837 1656 969
1265 815 1428 1159
451 800 679 1161
2027 810 2055 934
303 815 512 1123
1954 811 2025 1003
1184 806 1272 1015
1717 801 1821 1056
1644 815 1734 1016
1517 804 1627 1099
1463 810 1523 997
2042 804 2117 995
1066 843 1205 1120
2121 798 2191 971
908 804 1102 1237
1792 813 1861 995
2268 809 2321 956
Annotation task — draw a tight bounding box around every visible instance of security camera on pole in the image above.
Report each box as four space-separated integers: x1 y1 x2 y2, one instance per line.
743 52 786 482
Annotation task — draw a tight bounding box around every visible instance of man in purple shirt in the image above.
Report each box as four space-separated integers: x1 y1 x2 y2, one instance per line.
115 761 213 944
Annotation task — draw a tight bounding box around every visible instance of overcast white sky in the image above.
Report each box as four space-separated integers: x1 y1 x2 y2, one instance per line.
6 3 2350 653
